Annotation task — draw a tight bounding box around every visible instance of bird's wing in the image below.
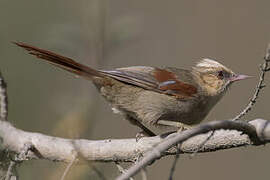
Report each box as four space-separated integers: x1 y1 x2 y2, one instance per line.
100 66 198 98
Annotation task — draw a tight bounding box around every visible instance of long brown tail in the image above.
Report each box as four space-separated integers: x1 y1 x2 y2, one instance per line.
14 42 104 79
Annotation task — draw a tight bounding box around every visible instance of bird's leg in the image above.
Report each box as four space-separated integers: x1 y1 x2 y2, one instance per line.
125 115 156 141
157 120 192 131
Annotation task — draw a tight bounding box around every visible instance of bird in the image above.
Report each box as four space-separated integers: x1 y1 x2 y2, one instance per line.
14 42 251 136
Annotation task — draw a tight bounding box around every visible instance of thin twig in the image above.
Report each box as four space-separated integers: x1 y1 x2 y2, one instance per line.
115 163 126 174
233 44 270 121
0 71 8 120
168 131 214 179
60 153 77 180
5 143 34 180
115 162 134 180
70 140 107 180
190 130 215 157
141 168 147 180
168 154 179 180
4 161 16 180
167 124 214 179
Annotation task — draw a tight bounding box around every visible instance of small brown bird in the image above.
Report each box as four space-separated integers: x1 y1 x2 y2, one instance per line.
14 42 250 136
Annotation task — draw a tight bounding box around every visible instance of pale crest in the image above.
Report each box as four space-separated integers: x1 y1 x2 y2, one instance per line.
194 58 232 73
196 58 226 69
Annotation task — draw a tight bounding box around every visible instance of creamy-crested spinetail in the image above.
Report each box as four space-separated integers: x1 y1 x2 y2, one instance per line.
14 42 251 136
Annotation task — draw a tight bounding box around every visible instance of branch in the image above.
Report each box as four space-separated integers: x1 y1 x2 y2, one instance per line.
168 154 179 180
60 152 77 180
4 161 15 180
0 71 8 121
116 119 268 180
0 71 18 180
232 43 270 121
115 163 134 180
0 118 269 164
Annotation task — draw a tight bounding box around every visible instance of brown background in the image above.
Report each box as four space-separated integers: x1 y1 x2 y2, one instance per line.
0 0 270 179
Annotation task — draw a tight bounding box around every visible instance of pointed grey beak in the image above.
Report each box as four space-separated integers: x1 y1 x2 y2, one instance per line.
230 74 253 82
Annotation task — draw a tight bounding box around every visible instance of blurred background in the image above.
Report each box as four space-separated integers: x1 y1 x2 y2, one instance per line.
0 0 270 179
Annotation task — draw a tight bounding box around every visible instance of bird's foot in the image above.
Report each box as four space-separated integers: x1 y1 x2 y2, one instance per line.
135 131 150 142
157 120 192 132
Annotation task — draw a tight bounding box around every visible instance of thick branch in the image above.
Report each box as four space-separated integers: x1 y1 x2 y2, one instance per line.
0 119 269 164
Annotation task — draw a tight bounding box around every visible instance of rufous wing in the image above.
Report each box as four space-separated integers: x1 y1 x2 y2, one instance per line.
101 66 198 98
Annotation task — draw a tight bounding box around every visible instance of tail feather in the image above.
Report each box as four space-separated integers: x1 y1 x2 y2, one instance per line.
13 42 104 79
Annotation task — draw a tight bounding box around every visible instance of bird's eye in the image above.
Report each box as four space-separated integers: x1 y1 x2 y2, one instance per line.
217 70 224 79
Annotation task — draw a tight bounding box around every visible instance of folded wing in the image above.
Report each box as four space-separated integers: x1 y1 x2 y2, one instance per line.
100 66 198 98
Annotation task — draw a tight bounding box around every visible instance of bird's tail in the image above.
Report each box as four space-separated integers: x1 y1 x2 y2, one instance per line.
14 42 104 79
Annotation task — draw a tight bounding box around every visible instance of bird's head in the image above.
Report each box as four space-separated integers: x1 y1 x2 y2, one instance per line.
192 58 251 96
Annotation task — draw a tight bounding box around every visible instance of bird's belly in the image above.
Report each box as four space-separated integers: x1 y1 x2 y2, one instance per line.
98 80 218 133
156 98 208 125
131 90 212 125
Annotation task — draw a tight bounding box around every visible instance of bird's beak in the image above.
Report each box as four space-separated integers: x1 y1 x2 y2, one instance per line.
230 74 253 82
